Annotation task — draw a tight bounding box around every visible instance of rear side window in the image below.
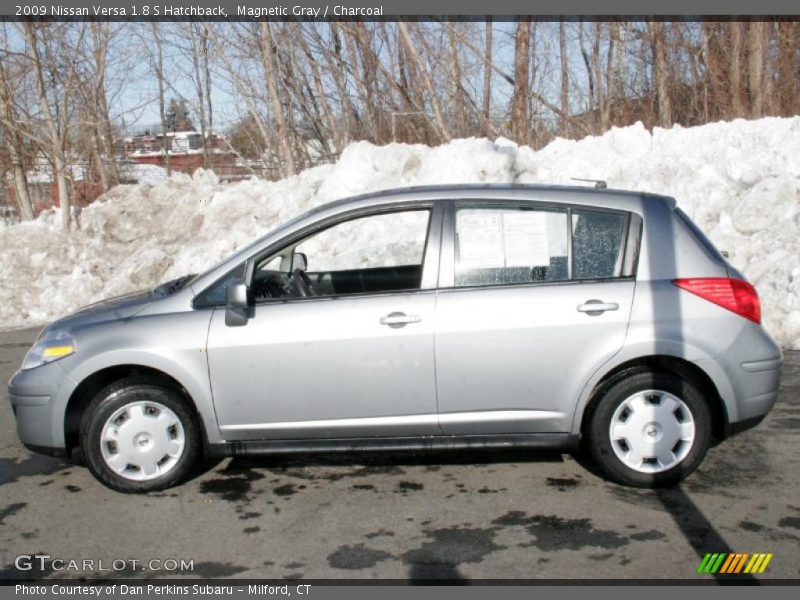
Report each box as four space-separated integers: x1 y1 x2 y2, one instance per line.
455 207 569 287
571 210 627 280
453 204 631 289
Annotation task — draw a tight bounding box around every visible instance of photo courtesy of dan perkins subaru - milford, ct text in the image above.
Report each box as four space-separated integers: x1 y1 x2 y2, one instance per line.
15 584 312 596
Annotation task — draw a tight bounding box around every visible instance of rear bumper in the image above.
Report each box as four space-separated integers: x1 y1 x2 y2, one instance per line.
696 322 782 435
725 414 767 438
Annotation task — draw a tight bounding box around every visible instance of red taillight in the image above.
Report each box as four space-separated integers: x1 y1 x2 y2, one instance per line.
672 277 761 324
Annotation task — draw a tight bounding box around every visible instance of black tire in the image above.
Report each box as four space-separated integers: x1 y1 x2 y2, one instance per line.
80 376 201 493
586 368 712 488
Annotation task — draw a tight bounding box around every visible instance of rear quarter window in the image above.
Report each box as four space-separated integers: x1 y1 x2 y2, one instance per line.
571 209 627 280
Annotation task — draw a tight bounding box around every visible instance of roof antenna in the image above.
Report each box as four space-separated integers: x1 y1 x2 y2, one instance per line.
571 178 608 190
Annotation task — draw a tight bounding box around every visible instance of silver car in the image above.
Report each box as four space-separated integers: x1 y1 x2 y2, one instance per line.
8 185 782 492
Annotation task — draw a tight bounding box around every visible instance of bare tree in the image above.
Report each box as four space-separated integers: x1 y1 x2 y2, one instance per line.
0 57 35 220
185 23 215 168
75 22 119 192
511 18 532 144
559 19 570 136
747 20 767 118
482 18 493 136
397 22 451 142
148 23 171 176
22 22 84 230
648 21 672 127
259 22 296 177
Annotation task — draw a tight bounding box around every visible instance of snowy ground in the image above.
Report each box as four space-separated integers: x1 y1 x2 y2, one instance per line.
1 117 798 348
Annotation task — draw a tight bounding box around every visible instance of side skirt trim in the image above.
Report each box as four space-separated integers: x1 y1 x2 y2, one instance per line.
208 432 579 458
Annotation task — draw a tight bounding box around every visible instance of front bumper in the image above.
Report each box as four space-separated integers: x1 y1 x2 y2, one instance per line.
8 360 71 450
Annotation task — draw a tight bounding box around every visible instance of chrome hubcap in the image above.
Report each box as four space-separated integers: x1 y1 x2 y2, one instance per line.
100 401 185 481
609 390 695 473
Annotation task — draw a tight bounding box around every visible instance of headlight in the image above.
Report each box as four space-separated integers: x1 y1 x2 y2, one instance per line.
21 330 76 371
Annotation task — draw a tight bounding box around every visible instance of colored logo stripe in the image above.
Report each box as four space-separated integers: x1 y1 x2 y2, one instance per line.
698 552 773 574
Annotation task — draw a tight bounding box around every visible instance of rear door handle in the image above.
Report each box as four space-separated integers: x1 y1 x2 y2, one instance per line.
380 312 421 328
577 300 619 315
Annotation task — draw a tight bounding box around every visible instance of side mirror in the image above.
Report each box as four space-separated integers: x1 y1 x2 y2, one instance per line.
291 252 308 272
225 278 250 327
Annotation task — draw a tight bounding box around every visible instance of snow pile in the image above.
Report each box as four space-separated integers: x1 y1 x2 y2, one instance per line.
124 163 170 185
1 117 798 347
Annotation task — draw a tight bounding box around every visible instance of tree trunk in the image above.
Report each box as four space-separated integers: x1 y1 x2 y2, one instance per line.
604 21 618 126
483 18 493 136
747 20 766 118
578 20 596 132
776 21 799 116
299 33 342 155
397 22 451 143
0 62 35 220
649 21 672 128
23 23 71 230
11 159 34 220
202 25 214 169
325 24 356 142
259 21 296 177
188 23 211 169
511 18 531 145
90 22 118 189
151 23 171 176
344 25 377 141
730 22 744 118
559 20 570 136
448 24 466 138
592 23 607 131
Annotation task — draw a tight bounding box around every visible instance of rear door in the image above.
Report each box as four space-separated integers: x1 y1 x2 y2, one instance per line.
434 201 637 434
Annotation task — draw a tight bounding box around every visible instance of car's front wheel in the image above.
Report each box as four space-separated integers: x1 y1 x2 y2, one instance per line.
586 369 712 487
80 376 201 493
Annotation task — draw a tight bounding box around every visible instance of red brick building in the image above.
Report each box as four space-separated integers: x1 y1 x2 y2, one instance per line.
1 131 244 222
123 130 240 177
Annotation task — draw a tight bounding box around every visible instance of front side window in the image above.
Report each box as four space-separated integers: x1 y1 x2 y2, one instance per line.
295 210 428 272
455 207 569 287
251 209 431 301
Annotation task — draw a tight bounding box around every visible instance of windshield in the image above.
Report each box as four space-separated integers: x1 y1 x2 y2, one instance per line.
188 210 314 288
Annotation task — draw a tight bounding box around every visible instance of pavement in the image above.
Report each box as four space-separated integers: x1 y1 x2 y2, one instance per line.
1 326 798 581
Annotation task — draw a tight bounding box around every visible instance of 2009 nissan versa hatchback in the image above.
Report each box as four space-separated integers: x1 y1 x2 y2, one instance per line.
9 185 782 492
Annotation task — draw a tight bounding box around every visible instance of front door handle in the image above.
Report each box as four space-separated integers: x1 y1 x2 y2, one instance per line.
577 300 619 316
380 312 421 328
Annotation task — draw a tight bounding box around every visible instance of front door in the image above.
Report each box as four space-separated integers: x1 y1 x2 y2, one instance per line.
206 207 442 440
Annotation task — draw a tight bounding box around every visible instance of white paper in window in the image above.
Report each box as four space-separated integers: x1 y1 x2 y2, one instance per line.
457 211 503 268
503 211 550 267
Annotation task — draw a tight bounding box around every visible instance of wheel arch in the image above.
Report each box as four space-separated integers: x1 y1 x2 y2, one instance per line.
64 364 211 457
576 354 729 443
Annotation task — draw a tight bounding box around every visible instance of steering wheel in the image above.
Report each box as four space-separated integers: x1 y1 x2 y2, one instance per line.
290 268 314 298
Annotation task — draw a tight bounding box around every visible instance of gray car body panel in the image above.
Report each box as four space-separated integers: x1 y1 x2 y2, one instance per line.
9 184 782 455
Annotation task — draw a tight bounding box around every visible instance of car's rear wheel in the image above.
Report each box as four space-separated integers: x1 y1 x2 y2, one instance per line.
80 376 201 493
586 369 712 487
